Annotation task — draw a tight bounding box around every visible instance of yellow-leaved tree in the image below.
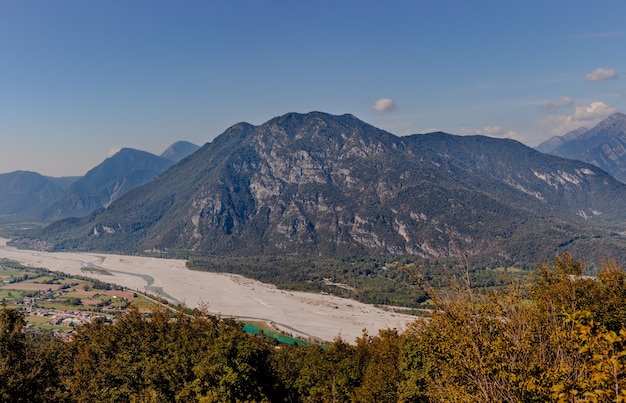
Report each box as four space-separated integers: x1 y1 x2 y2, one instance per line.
399 254 626 402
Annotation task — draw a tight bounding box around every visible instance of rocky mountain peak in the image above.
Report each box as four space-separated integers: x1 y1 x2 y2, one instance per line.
535 112 626 183
30 111 626 267
592 112 626 135
605 112 626 123
253 112 401 154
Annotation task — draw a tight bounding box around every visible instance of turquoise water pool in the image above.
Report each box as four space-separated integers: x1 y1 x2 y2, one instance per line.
241 321 310 345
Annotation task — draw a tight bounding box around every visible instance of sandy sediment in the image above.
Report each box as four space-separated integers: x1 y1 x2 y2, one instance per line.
0 238 416 343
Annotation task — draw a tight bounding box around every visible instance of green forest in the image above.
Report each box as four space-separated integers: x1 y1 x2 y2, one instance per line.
2 254 626 402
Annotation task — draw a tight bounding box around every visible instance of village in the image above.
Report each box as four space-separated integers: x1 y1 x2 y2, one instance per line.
0 258 154 340
24 307 113 341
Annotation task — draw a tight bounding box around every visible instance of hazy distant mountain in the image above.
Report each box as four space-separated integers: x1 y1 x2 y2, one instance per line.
48 176 81 190
160 141 200 162
0 140 200 223
0 171 71 223
32 112 626 266
41 148 175 221
536 113 626 183
536 127 588 154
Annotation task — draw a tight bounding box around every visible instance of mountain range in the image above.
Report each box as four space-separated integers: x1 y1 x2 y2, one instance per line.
536 112 626 183
21 111 626 267
0 141 199 224
0 171 75 223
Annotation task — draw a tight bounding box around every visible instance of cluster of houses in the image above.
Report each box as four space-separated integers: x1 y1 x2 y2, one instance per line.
19 288 57 306
30 308 109 327
4 285 120 340
25 308 113 341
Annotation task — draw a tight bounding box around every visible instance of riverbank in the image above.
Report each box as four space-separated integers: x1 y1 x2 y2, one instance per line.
0 239 416 343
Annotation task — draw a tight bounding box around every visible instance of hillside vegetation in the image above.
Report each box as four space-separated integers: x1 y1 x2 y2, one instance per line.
25 112 626 268
3 253 626 402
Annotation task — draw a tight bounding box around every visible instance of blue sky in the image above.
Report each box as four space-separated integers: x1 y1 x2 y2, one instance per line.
1 1 625 176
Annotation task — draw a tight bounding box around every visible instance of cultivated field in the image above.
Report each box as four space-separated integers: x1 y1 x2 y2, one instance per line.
0 238 416 343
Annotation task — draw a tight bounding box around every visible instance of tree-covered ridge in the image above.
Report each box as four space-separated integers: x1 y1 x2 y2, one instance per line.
2 254 626 402
28 112 626 267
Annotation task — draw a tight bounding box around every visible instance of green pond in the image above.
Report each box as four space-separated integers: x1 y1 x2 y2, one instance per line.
241 321 311 345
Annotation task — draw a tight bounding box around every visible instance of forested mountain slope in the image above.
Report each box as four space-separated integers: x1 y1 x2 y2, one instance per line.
29 112 626 266
40 148 176 221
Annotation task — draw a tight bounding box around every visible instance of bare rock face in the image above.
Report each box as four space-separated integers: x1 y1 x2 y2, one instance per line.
36 112 626 266
536 113 626 183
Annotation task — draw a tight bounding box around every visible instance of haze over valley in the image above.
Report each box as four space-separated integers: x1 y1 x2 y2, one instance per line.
3 2 626 400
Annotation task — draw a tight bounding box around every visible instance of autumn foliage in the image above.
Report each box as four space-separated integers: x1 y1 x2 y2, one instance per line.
1 253 626 402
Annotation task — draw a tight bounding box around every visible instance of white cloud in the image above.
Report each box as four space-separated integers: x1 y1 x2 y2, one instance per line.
458 127 479 135
535 101 616 135
108 147 122 157
543 96 574 112
458 126 525 141
482 126 525 141
572 101 615 120
585 67 617 82
373 98 398 112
